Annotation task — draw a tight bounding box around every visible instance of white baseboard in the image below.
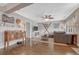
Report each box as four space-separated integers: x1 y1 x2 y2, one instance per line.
54 43 67 46
0 39 23 49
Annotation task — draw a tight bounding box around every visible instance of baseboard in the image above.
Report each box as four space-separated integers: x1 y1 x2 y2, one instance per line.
54 43 67 46
0 39 23 49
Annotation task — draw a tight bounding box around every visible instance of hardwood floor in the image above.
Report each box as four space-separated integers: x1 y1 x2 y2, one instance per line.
0 43 77 55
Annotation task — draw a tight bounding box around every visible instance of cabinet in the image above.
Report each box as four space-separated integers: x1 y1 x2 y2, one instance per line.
4 30 26 49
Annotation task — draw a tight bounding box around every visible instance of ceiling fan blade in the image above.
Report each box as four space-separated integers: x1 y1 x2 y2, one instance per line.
41 15 54 20
49 17 53 19
49 15 51 17
45 15 48 18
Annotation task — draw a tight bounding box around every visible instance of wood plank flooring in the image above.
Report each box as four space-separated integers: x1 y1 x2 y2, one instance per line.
0 43 77 55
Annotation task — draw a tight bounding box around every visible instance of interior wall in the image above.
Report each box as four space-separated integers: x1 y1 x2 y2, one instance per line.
26 22 30 38
30 21 38 37
31 21 65 38
64 8 79 46
0 12 30 48
8 13 31 37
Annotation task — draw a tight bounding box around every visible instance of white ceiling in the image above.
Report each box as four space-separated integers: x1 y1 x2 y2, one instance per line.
13 3 79 22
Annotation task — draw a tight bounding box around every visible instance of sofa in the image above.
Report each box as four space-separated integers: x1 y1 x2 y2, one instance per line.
54 32 72 44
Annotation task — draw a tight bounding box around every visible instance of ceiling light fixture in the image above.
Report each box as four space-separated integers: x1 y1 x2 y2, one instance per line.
41 15 53 21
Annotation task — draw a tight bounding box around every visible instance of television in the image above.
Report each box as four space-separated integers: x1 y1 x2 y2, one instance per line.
33 26 38 31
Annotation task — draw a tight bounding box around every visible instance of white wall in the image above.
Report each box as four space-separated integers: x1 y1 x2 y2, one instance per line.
0 12 30 48
64 8 79 46
31 21 65 38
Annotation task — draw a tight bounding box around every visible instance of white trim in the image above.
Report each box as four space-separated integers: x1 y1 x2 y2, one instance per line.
54 43 67 46
0 39 23 49
64 4 79 20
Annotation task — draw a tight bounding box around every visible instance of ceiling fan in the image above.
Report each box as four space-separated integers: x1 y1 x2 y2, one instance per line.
41 15 53 21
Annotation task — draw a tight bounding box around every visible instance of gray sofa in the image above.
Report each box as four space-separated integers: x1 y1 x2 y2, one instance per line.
54 32 72 44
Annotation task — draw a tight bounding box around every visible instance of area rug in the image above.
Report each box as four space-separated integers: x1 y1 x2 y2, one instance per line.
72 48 79 54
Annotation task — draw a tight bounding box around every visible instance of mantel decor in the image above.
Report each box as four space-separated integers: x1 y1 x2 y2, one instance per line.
16 19 21 25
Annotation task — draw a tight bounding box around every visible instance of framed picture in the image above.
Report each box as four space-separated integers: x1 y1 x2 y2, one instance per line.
2 14 8 22
9 17 14 23
2 14 14 23
33 26 38 31
53 23 59 28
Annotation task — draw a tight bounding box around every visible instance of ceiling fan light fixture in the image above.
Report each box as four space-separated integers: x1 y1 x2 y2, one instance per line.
44 18 49 21
41 15 54 21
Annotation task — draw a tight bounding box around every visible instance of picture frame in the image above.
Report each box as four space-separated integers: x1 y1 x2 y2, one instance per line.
2 14 14 23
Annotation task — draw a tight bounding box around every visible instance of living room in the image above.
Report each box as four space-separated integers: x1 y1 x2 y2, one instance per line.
0 3 79 55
